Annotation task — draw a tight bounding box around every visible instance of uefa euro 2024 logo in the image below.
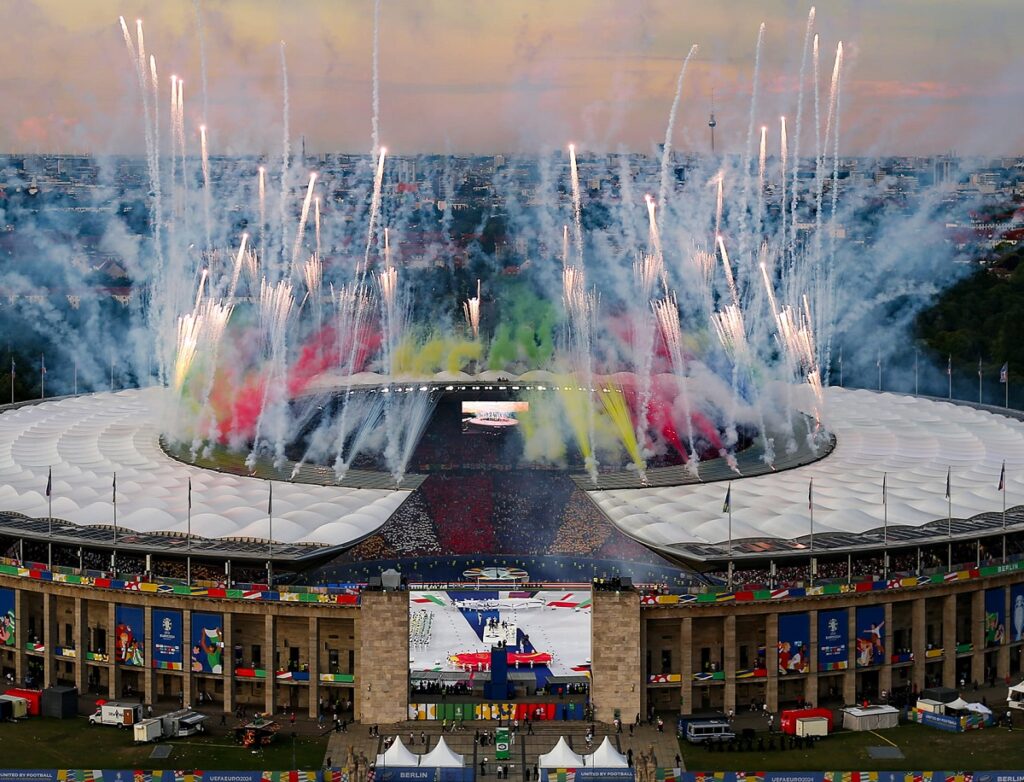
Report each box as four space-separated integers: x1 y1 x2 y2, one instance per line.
162 617 173 636
828 617 839 635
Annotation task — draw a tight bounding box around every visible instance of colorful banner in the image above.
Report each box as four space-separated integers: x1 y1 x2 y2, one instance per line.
985 587 1006 647
152 608 183 670
0 587 14 647
541 772 635 782
855 605 885 667
113 605 145 666
817 608 848 670
777 612 809 674
1012 583 1024 643
190 612 224 674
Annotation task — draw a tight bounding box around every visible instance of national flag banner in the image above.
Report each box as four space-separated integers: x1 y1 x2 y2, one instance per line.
188 476 192 509
999 460 1006 491
1001 362 1009 384
947 355 952 376
40 355 46 374
723 484 732 513
9 357 13 377
268 481 273 514
808 478 814 510
46 467 52 497
978 357 983 378
882 472 887 505
945 467 951 499
113 472 117 503
876 354 881 368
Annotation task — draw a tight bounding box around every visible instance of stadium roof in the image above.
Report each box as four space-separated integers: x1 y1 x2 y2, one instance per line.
588 388 1024 561
0 389 411 551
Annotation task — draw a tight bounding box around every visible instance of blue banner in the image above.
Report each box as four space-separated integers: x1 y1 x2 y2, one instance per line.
541 771 635 782
152 608 183 670
855 605 885 667
921 711 961 732
377 770 474 782
191 611 224 673
777 612 809 674
1013 583 1024 643
986 587 1006 647
0 587 14 648
817 608 848 670
114 605 145 666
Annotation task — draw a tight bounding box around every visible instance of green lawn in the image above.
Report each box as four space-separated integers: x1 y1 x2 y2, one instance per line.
0 718 328 770
679 724 1024 771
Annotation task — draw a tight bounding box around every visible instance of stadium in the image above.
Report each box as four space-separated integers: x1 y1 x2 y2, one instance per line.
2 382 1024 727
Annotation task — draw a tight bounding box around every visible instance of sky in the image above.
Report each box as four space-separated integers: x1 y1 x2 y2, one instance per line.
2 0 1023 157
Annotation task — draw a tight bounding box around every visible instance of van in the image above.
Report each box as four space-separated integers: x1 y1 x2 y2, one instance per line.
684 720 736 744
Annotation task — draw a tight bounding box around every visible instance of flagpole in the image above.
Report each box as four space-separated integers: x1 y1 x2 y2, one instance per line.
809 479 814 586
187 478 192 586
40 354 45 399
947 467 952 572
73 360 78 396
112 472 118 576
728 490 733 590
1003 462 1008 564
948 355 952 400
839 348 843 388
268 481 274 587
47 466 52 573
883 473 888 579
979 358 983 405
915 349 919 396
877 352 882 391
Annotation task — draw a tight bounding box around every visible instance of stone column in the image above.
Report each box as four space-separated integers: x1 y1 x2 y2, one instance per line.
998 586 1011 681
181 608 193 709
911 598 926 692
765 613 778 712
942 594 956 688
843 608 856 704
223 612 234 714
143 605 154 707
13 589 25 684
679 616 693 715
73 597 86 692
723 615 736 714
880 602 893 696
971 589 985 685
308 616 320 718
264 613 277 715
42 591 56 688
358 590 410 725
107 602 120 699
805 609 818 705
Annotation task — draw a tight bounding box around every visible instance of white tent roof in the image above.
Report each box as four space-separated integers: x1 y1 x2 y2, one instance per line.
966 701 992 715
586 737 628 768
539 737 586 769
947 697 970 710
590 388 1024 549
1009 681 1024 694
420 736 465 768
376 737 421 768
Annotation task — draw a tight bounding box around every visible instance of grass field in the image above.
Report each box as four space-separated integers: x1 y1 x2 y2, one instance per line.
679 724 1024 771
0 717 328 770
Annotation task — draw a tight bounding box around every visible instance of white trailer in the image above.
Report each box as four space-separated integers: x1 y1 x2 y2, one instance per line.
133 717 163 743
88 700 142 728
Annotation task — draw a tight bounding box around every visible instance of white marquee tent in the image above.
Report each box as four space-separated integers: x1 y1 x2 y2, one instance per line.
420 737 465 768
376 737 421 768
538 737 585 769
586 737 629 768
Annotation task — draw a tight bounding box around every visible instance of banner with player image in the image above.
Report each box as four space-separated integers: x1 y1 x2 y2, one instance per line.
777 612 809 674
985 587 1006 647
1012 584 1024 643
191 612 224 673
0 587 14 647
114 605 145 666
817 608 848 670
855 605 885 667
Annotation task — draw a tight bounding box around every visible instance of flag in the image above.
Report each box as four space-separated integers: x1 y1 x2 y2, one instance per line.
1001 362 1009 384
808 478 814 510
999 461 1006 492
10 357 14 377
876 354 881 369
45 467 51 497
268 481 273 515
947 355 952 376
112 472 117 503
188 477 192 509
978 357 983 378
882 473 887 505
944 468 950 500
40 355 46 374
722 484 732 514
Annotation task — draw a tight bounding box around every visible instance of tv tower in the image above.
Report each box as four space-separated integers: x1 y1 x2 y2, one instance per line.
708 90 717 155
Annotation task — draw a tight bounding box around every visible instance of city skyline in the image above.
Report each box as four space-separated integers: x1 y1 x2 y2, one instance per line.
2 0 1023 157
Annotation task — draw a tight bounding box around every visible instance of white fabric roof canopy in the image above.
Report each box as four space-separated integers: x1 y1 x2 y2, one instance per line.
420 737 465 767
0 389 410 545
590 388 1024 548
538 737 586 769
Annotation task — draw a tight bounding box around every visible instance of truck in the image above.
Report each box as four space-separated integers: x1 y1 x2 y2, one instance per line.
88 700 142 728
160 709 208 738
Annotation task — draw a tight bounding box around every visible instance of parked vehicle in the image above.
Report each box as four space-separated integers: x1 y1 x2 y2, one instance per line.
133 717 163 743
684 720 736 744
160 709 208 738
88 700 142 728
